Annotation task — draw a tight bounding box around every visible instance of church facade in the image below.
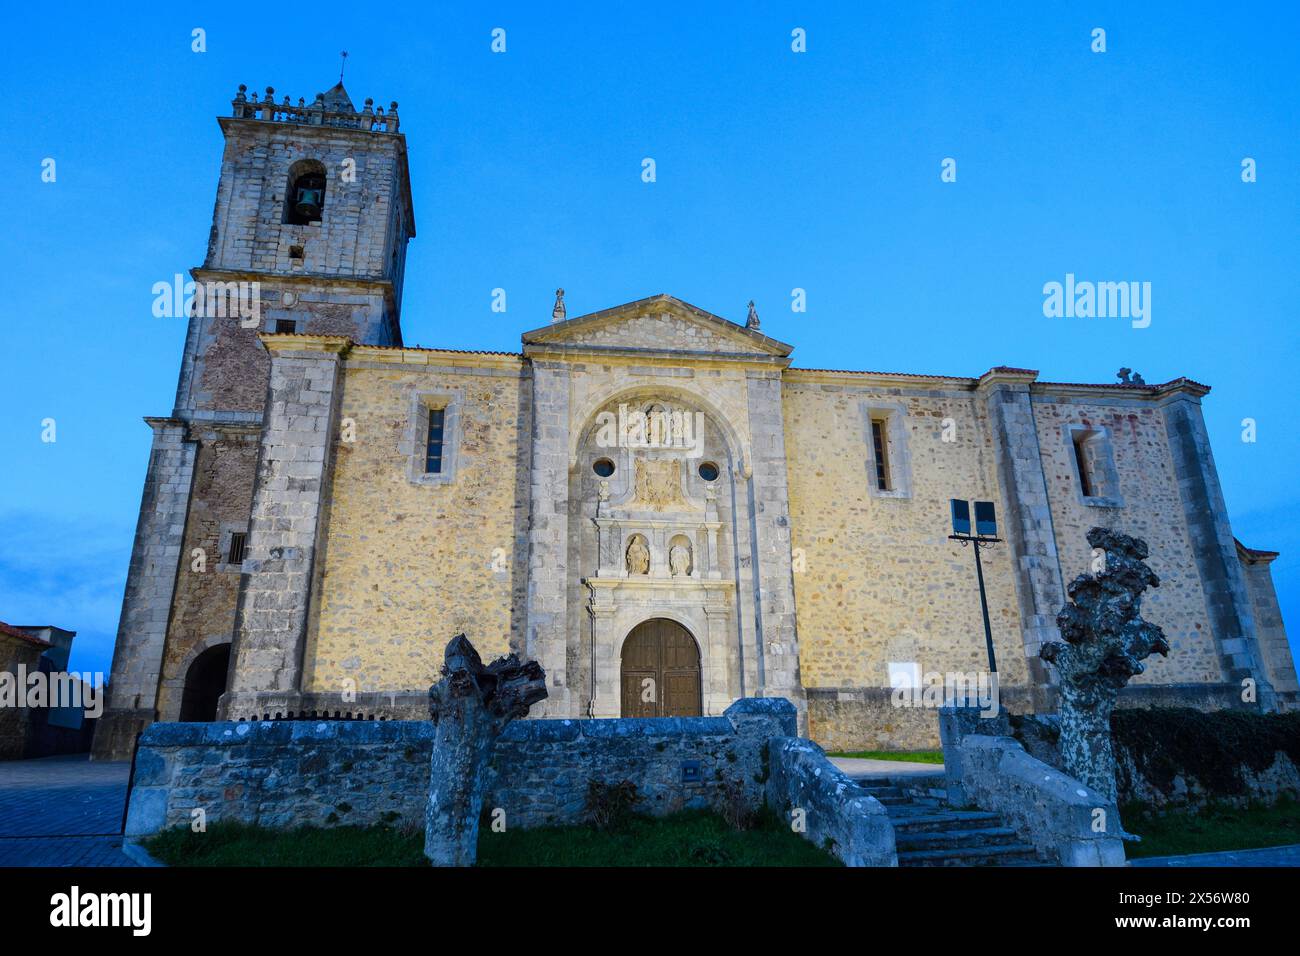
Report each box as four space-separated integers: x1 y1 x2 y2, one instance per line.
93 80 1298 760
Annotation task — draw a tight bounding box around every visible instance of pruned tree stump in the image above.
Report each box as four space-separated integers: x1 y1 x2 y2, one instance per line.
424 634 546 866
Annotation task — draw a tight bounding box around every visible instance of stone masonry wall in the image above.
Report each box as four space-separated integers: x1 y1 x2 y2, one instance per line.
1239 553 1300 700
124 699 797 837
1032 395 1224 685
305 353 529 698
156 426 259 720
0 636 46 760
782 375 1028 746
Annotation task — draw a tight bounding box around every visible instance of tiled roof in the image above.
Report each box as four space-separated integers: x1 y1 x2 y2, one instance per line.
1235 539 1280 562
790 367 978 381
0 621 53 649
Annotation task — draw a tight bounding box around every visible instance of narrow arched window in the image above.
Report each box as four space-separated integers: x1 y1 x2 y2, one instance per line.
285 160 326 225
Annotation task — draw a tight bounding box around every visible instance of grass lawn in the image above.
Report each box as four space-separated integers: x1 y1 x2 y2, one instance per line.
145 821 428 867
144 809 839 867
1122 798 1300 859
828 750 944 764
478 808 838 867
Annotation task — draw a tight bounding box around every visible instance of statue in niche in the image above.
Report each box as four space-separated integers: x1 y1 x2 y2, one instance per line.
626 536 650 575
669 543 692 577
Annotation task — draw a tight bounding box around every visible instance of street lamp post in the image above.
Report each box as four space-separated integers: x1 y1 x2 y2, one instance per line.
948 499 1002 676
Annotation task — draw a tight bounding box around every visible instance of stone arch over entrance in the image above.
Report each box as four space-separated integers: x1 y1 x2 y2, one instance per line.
569 382 749 476
620 618 702 717
179 642 231 722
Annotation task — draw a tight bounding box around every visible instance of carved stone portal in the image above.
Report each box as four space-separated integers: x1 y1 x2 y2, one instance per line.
1040 527 1169 802
425 634 547 866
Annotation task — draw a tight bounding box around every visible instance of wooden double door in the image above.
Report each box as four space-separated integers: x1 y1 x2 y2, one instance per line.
620 618 702 717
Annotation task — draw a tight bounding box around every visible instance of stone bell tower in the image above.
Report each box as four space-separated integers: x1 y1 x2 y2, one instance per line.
94 80 416 759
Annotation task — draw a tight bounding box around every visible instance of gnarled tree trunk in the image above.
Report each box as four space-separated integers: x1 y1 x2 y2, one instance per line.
424 635 546 866
1040 528 1169 802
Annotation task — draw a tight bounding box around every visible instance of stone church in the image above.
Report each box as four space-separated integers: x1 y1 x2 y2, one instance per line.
93 79 1298 760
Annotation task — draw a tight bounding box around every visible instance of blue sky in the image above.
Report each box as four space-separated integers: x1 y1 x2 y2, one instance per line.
1 1 1297 679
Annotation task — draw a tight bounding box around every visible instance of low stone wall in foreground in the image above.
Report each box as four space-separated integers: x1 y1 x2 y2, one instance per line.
765 737 896 866
1013 708 1300 810
125 699 798 838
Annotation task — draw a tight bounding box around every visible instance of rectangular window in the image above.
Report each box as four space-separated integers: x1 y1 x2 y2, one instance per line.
274 319 297 334
871 419 891 491
1072 433 1094 497
425 407 446 474
226 531 248 566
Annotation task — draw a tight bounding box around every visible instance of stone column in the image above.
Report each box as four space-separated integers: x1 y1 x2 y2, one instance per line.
744 371 804 724
587 599 619 718
221 336 349 719
1159 386 1275 709
704 603 733 713
978 369 1066 705
524 361 572 716
93 418 197 760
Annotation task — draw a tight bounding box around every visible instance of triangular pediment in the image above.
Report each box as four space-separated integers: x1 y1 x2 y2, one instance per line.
521 294 793 358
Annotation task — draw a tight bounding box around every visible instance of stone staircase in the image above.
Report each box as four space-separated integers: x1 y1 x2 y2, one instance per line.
856 776 1043 867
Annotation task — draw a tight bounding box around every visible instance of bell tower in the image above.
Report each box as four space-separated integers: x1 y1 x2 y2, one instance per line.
94 79 415 759
177 80 415 416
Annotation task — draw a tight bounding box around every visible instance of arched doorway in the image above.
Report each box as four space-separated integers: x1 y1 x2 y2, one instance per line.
179 643 231 722
621 619 701 717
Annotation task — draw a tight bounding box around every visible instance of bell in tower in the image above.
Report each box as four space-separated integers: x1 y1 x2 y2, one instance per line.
286 161 327 225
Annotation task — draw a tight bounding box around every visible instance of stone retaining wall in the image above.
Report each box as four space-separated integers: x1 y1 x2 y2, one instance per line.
958 735 1126 866
125 698 797 838
1013 710 1300 810
765 736 896 866
809 683 1249 753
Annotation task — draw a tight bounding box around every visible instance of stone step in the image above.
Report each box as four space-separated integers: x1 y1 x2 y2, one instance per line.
867 794 911 806
858 785 905 800
883 804 943 815
895 826 1022 851
897 842 1040 867
890 810 1004 832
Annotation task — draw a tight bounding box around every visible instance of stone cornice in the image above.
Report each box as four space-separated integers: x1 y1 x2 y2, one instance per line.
259 333 353 357
783 368 980 390
347 343 524 371
191 266 395 292
523 342 791 370
976 366 1041 391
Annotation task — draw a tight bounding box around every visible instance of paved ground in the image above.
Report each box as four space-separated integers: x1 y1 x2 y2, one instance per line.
1129 844 1300 867
0 754 135 866
830 756 945 779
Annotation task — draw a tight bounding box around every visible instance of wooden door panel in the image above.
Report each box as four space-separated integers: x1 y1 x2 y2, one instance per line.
621 619 701 718
621 671 659 717
663 672 702 717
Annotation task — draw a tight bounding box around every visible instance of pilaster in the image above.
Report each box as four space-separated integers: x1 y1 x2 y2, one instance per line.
1159 386 1275 709
743 372 804 723
978 368 1065 702
221 335 350 718
92 417 197 760
524 361 573 716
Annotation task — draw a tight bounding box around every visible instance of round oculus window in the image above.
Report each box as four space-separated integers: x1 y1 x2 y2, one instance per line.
593 458 616 478
697 461 720 482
